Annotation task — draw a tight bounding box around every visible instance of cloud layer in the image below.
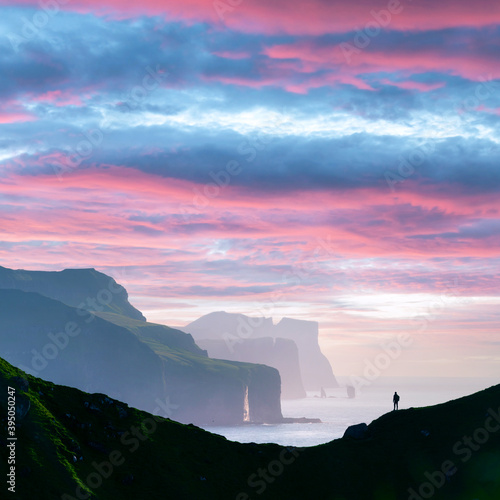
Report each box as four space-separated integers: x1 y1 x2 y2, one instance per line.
1 0 499 376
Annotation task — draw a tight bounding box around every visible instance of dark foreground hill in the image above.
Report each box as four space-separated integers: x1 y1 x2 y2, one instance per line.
0 357 498 500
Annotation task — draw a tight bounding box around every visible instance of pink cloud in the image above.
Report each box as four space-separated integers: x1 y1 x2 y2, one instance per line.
0 112 36 124
475 105 500 115
379 79 446 92
201 75 279 89
0 166 499 264
1 166 499 361
264 40 500 87
30 90 84 107
4 0 500 35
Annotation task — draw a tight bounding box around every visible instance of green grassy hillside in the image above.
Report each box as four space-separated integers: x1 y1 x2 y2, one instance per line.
95 311 207 357
0 357 498 499
0 357 281 499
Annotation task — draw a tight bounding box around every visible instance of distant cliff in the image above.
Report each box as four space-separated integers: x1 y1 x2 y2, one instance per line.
0 266 145 321
274 317 337 390
184 312 338 392
0 271 283 425
198 337 306 399
0 289 164 413
96 311 283 425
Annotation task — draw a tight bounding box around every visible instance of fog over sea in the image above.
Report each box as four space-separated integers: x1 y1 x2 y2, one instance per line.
202 377 498 447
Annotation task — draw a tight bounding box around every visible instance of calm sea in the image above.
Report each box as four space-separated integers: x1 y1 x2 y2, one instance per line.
201 377 498 447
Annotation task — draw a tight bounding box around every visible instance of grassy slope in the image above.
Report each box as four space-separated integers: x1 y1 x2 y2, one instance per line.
0 357 281 500
95 312 207 357
1 361 499 499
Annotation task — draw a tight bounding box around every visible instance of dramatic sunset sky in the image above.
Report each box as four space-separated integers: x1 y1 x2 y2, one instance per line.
0 0 499 378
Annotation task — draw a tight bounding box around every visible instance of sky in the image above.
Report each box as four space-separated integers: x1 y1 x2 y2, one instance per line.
0 0 499 379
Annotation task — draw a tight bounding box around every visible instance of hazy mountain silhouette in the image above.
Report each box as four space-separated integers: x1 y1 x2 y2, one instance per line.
198 336 306 399
0 289 164 408
184 312 338 395
0 267 283 425
0 266 145 321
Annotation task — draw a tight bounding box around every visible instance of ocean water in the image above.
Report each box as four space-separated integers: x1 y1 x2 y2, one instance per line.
202 377 497 447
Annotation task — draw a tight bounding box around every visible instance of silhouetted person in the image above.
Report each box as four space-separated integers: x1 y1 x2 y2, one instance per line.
393 391 400 410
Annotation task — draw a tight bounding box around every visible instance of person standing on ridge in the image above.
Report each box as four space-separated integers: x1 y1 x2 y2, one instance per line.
393 391 400 411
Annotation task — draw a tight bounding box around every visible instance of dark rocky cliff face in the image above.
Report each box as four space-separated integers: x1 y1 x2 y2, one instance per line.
162 358 282 425
197 337 306 399
0 266 145 321
246 362 283 423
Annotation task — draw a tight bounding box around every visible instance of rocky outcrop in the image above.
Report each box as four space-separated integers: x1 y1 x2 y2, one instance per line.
343 423 369 439
0 266 145 321
197 337 306 399
184 312 338 392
